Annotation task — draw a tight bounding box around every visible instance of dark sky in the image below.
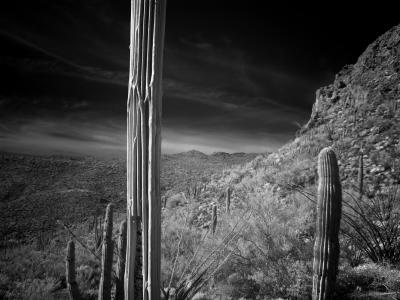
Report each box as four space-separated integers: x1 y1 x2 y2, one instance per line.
0 1 398 157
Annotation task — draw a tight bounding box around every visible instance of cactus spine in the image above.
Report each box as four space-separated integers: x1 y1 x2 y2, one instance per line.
98 204 113 300
115 220 127 300
312 147 342 300
212 205 218 235
66 240 81 300
126 0 166 299
226 187 231 214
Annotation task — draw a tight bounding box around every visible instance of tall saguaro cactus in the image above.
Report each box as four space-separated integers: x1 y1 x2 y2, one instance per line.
99 204 114 300
126 0 167 299
312 147 342 300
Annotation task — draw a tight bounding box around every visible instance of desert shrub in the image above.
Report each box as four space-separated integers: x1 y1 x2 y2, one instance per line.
337 263 400 298
274 157 317 189
210 187 315 299
166 193 187 209
161 202 242 299
342 185 400 264
162 204 202 287
0 244 66 299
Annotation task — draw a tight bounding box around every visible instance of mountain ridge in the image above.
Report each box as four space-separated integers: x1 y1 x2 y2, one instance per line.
212 24 400 201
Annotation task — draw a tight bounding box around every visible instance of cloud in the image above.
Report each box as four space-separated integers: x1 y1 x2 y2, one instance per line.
0 118 125 157
0 1 323 157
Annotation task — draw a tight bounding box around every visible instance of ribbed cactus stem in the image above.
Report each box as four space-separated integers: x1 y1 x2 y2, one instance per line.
66 240 80 300
226 187 231 214
115 220 127 300
312 147 342 300
126 1 166 299
212 205 218 235
358 153 363 200
98 204 114 300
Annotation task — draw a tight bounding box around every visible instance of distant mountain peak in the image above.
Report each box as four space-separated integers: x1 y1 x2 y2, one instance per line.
174 149 208 159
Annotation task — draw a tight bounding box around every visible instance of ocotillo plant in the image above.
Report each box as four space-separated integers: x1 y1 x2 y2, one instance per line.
312 147 342 300
212 205 218 235
226 187 231 214
358 153 363 200
98 204 113 300
126 0 167 299
115 220 127 300
66 240 80 300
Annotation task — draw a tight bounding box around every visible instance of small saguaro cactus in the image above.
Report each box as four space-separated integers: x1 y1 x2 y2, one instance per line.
66 240 81 300
94 214 103 253
312 147 342 300
358 153 363 200
115 220 127 300
98 204 114 300
212 204 218 235
226 186 231 214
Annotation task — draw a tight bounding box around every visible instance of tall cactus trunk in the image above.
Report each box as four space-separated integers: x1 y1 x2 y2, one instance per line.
358 153 363 201
126 0 166 299
212 205 217 235
312 147 342 300
226 187 231 214
98 204 114 300
66 240 81 300
116 220 127 300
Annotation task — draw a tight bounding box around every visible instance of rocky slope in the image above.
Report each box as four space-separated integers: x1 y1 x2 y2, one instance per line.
200 24 400 217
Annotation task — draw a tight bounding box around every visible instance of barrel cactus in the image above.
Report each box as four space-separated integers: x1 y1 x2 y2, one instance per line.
312 147 342 300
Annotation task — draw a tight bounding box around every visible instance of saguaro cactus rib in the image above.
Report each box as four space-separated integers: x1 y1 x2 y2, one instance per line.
126 0 166 299
312 147 342 300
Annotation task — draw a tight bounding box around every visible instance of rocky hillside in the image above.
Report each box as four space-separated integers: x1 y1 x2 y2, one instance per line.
203 24 400 213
